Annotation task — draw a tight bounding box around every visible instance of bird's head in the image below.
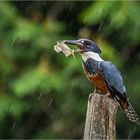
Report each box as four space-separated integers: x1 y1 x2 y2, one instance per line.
64 38 101 54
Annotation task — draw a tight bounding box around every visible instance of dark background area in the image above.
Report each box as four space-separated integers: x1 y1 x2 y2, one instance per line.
0 1 140 139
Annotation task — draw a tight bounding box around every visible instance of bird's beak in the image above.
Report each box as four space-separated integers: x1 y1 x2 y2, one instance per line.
63 40 84 53
64 40 79 45
63 40 83 48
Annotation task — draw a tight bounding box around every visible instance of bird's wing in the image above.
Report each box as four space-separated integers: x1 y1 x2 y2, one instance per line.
100 61 129 108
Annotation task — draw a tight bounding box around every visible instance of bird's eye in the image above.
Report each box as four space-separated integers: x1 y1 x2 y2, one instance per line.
80 40 91 46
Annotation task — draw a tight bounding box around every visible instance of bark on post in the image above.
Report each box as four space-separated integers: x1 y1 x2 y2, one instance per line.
84 92 118 140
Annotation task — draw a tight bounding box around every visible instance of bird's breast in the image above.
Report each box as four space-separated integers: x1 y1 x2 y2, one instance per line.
83 68 108 94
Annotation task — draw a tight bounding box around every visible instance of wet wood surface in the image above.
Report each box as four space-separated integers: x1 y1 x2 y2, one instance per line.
84 92 118 140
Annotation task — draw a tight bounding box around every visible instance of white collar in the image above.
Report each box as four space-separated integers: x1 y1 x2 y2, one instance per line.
81 52 103 62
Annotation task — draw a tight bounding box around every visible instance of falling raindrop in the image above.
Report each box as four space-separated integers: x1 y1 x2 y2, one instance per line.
11 123 16 133
98 21 104 32
10 104 15 112
98 9 102 19
128 126 137 139
83 16 87 24
11 37 16 47
110 19 114 27
49 98 53 107
4 66 10 76
38 92 43 100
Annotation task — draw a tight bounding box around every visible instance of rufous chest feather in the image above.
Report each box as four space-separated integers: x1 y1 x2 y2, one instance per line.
83 68 108 93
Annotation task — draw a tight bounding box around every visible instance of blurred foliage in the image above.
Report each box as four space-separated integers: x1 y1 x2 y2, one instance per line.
0 1 140 139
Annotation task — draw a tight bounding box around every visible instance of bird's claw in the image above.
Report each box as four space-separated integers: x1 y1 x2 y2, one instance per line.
88 93 94 102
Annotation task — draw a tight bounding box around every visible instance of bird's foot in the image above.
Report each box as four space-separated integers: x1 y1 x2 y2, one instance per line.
88 93 94 102
104 92 112 98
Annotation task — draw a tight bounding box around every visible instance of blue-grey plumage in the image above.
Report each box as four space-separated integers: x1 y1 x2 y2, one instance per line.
100 61 128 105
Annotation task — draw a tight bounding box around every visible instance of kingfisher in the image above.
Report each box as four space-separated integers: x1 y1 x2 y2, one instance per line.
64 38 139 125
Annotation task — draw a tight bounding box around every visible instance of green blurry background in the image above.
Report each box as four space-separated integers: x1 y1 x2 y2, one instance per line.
0 1 140 139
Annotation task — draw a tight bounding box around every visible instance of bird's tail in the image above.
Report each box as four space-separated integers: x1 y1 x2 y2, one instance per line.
124 102 140 125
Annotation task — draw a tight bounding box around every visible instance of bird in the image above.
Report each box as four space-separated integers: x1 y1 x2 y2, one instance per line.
64 38 139 125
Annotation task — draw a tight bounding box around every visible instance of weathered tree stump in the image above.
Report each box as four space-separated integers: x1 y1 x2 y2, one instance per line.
84 92 119 140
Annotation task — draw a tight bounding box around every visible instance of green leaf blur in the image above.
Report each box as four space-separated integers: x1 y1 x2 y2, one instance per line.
0 1 140 139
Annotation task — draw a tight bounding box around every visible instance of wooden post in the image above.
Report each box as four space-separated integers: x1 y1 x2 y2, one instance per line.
84 92 118 140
